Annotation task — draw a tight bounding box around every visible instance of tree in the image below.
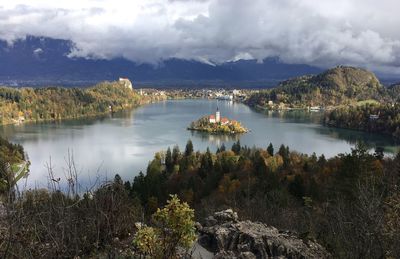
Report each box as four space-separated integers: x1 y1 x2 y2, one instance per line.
114 174 123 185
184 140 194 157
289 175 305 199
199 148 213 179
278 144 289 167
172 145 181 165
165 147 173 173
133 195 196 258
231 140 241 154
217 143 226 153
267 142 274 156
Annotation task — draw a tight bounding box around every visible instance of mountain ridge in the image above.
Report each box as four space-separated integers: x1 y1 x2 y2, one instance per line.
1 36 323 87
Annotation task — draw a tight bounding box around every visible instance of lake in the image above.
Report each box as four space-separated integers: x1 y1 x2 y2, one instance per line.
1 99 398 189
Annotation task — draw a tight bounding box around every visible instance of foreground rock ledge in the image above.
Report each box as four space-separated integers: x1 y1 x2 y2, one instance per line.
197 209 330 259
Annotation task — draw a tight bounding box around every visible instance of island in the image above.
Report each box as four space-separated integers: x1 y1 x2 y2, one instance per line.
188 107 248 134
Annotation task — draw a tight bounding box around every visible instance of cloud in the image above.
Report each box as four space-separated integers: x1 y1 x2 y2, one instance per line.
0 0 400 74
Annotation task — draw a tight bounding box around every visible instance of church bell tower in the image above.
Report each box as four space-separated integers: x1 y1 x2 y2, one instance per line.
216 106 221 123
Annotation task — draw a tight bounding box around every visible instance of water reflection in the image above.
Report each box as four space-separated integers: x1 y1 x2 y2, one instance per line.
189 131 241 146
313 126 400 153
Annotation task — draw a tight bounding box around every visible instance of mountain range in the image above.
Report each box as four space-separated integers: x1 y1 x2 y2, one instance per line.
0 36 325 88
1 36 399 88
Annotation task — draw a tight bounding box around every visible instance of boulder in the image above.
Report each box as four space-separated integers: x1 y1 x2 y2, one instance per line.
198 210 330 258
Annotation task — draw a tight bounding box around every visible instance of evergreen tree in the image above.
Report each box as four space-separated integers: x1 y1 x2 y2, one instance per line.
165 147 173 173
267 142 274 156
231 140 241 154
217 143 226 153
185 140 194 156
278 144 290 166
172 145 181 165
199 148 213 179
114 174 123 185
124 181 131 192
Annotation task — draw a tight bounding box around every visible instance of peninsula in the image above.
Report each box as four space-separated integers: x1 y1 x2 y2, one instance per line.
188 107 248 134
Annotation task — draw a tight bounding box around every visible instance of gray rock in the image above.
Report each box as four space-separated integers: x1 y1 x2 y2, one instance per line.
198 210 330 259
213 209 239 223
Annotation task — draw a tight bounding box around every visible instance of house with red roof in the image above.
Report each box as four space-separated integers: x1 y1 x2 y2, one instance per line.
209 114 216 123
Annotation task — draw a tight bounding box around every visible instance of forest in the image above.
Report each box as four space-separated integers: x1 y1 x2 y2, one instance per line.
125 140 400 258
246 66 387 108
324 103 400 139
0 81 150 125
0 138 399 257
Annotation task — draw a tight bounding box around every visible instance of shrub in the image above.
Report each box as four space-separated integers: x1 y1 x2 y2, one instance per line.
133 194 196 258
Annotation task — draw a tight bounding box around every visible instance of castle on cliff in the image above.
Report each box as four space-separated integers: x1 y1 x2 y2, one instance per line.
118 78 133 90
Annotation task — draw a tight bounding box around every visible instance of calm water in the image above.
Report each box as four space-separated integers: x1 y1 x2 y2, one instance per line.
1 99 398 189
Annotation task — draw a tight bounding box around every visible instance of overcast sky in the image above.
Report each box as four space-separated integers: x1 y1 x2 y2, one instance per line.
0 0 400 74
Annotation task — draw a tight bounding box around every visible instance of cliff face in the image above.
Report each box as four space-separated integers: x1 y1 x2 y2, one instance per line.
196 209 330 259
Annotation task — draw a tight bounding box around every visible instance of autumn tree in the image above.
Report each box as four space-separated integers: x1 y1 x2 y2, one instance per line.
133 195 196 258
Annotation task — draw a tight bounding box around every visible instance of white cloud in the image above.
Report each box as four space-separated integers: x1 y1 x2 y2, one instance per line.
0 0 400 74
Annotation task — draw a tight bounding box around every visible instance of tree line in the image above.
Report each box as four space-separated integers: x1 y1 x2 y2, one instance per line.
324 103 400 139
123 140 400 258
1 136 400 257
0 81 148 125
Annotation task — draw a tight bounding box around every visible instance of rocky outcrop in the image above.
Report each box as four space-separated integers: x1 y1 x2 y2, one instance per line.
197 209 330 259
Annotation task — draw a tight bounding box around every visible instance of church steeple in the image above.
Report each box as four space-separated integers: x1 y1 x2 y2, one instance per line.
216 106 221 123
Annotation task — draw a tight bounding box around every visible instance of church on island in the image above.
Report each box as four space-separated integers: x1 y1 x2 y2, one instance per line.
209 107 229 125
188 106 248 134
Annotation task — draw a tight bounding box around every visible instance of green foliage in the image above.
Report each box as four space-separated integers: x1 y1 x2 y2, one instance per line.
133 194 196 258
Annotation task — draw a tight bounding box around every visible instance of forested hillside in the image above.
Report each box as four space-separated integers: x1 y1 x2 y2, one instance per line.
125 140 400 258
0 81 150 125
324 103 400 138
245 66 400 138
246 66 388 108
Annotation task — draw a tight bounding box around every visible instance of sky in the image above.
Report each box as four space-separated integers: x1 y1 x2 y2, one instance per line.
0 0 400 74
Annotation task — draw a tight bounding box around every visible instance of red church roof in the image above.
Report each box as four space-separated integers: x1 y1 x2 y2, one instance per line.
210 115 215 119
221 117 229 123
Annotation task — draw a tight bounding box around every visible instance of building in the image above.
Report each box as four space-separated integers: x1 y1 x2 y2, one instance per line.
119 78 133 90
216 107 221 123
220 117 229 125
209 115 216 123
209 107 230 124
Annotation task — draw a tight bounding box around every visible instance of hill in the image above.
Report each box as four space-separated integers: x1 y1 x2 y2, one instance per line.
388 83 400 102
247 66 386 108
0 36 323 88
0 81 164 125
